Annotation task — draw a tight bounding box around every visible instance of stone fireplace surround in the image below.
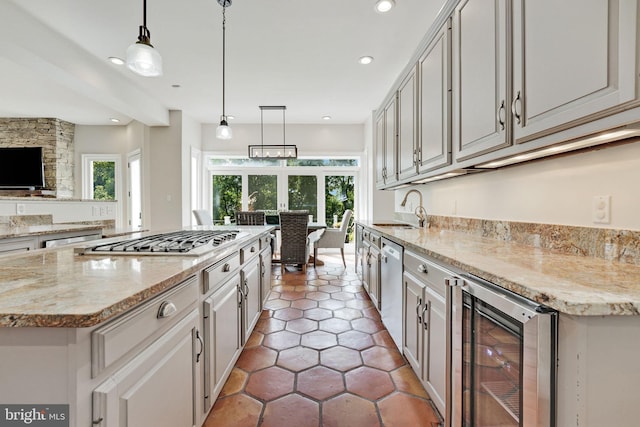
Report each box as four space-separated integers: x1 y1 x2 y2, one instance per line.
0 118 75 198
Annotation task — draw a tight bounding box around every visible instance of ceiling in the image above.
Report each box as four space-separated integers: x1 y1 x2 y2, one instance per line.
1 0 445 126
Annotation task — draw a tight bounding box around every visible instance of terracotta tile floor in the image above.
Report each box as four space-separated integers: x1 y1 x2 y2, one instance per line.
204 253 443 427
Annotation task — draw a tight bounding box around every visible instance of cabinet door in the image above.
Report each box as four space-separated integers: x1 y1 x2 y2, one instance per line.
423 286 447 416
0 237 36 254
361 244 371 294
453 0 510 160
203 276 241 411
512 0 638 143
403 272 424 375
384 97 398 185
93 309 199 427
398 66 418 180
418 20 452 173
368 246 381 310
375 110 386 188
260 247 272 306
242 257 261 344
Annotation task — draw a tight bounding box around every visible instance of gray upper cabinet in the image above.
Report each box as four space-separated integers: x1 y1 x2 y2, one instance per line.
398 66 418 181
375 95 398 188
418 19 452 174
452 0 510 161
511 0 639 143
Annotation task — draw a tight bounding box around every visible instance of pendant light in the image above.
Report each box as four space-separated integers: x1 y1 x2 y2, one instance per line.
248 106 297 159
216 0 233 140
126 0 163 77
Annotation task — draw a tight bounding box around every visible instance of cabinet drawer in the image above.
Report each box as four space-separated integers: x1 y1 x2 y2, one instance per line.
368 232 381 249
204 253 240 294
259 233 272 250
404 251 454 298
91 276 199 377
240 240 259 264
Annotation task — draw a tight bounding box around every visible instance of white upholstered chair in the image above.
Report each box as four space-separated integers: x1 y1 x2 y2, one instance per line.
193 209 213 225
314 209 353 267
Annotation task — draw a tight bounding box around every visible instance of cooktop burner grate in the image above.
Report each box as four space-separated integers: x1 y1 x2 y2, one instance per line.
84 230 240 254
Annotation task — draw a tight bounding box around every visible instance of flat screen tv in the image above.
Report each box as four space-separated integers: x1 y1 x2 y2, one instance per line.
0 147 45 189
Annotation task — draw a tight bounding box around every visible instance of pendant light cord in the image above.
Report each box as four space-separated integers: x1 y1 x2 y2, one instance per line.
143 0 147 28
221 4 226 118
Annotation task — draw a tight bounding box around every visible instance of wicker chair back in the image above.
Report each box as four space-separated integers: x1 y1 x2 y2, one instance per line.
279 210 310 272
236 211 266 225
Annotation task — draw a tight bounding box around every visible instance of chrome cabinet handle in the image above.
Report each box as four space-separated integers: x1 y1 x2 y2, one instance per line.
422 302 429 331
243 279 249 297
157 301 177 319
237 286 244 305
250 246 256 253
413 148 418 166
497 100 505 130
417 264 428 274
261 262 265 277
416 297 423 324
196 329 204 363
511 91 522 125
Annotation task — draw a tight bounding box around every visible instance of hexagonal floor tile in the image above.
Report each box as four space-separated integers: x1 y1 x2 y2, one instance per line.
235 346 278 372
285 318 318 334
273 307 304 321
277 346 319 372
263 299 291 310
204 394 262 427
320 346 363 372
261 394 320 427
297 366 345 400
351 317 385 334
300 330 338 350
378 392 442 427
390 365 430 399
331 291 355 301
338 330 375 351
345 366 395 400
372 330 398 349
317 284 342 293
345 299 373 310
333 307 363 320
254 317 287 334
244 331 264 348
361 346 406 372
218 368 247 398
306 291 331 301
318 299 347 310
245 366 295 401
319 318 352 334
322 393 381 427
303 307 333 321
279 290 307 301
262 330 301 350
290 298 318 310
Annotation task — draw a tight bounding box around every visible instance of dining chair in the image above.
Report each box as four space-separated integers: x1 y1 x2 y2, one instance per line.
278 210 311 274
314 209 353 267
236 211 266 225
193 209 213 225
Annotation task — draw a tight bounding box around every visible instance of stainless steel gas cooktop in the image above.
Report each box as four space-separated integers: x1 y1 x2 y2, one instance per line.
76 230 243 256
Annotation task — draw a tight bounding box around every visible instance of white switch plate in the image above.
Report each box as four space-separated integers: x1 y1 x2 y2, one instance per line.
16 203 25 215
592 195 611 224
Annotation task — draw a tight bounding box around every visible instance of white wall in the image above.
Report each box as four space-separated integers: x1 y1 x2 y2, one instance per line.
396 139 640 231
180 114 202 227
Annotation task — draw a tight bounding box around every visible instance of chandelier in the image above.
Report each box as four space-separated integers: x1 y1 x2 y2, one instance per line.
248 106 298 159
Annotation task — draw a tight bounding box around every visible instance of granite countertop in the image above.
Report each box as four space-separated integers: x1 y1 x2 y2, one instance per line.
0 226 271 328
360 221 640 316
0 223 104 239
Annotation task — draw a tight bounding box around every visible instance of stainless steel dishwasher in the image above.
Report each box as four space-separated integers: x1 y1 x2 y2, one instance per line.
380 237 403 351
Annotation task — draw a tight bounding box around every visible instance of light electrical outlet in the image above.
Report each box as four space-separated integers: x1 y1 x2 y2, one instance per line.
592 195 611 224
16 203 25 215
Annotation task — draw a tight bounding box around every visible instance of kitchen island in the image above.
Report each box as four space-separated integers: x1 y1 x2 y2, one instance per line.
358 220 640 427
0 226 274 427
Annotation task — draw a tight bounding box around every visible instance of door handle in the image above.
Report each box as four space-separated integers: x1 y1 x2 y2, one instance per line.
195 329 204 363
422 302 429 331
511 91 522 125
416 297 423 324
497 100 505 130
157 301 177 319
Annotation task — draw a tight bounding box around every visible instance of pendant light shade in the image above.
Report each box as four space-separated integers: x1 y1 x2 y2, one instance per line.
216 0 232 140
127 0 163 77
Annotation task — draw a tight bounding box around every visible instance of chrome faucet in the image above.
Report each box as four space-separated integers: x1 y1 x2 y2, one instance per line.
400 189 427 228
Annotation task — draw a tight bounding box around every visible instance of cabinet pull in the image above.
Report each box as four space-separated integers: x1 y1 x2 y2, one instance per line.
413 148 418 166
511 91 522 125
157 301 177 319
422 302 429 331
237 286 244 305
261 261 265 277
243 279 249 297
92 418 104 425
417 264 428 274
196 329 204 363
416 297 423 324
497 100 505 130
250 246 256 253
222 263 230 272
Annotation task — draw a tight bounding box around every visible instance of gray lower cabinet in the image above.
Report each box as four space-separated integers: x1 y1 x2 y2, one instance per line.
366 244 381 310
203 274 241 411
260 245 272 307
403 250 452 416
92 309 200 427
241 255 261 345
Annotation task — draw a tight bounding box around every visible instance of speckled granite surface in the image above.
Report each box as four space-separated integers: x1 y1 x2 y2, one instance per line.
361 220 640 316
0 227 266 327
0 223 103 239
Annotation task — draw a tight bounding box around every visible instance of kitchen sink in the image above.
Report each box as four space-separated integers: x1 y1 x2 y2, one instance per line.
372 223 416 229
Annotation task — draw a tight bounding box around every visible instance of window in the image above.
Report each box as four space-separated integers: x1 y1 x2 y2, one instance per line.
212 174 241 223
82 154 121 201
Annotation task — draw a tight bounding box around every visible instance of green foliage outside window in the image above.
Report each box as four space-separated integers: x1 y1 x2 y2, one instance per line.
325 175 355 241
92 161 115 200
288 175 317 219
212 175 241 222
248 175 277 211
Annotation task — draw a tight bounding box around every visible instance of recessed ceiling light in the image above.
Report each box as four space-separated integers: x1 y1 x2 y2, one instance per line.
227 115 235 120
322 116 332 120
110 118 120 123
359 56 374 65
375 0 395 13
108 57 125 65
